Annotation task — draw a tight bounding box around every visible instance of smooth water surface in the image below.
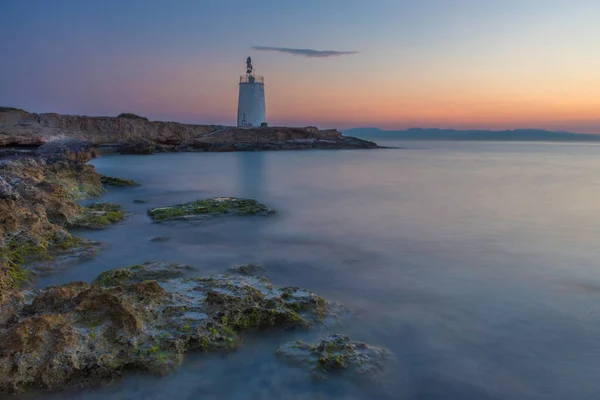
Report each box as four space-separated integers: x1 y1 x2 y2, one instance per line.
24 141 600 399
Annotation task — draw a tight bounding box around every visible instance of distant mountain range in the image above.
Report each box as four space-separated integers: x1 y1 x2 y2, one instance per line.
342 127 600 142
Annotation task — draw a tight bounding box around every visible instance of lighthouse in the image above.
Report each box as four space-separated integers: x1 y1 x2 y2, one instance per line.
237 57 266 127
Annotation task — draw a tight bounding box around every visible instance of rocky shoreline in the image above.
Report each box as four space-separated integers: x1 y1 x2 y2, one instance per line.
0 108 380 155
0 262 335 392
0 138 391 394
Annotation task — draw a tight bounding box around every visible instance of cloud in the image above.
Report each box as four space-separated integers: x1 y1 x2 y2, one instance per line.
252 46 358 58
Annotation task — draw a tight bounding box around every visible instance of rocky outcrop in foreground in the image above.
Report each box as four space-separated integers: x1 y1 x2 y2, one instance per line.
0 109 380 153
0 134 393 395
147 197 275 222
0 262 332 393
0 140 127 290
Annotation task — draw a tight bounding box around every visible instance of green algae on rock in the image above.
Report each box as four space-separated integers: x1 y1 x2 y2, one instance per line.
0 261 333 393
94 262 193 286
68 202 126 229
277 334 393 381
100 175 138 187
147 197 275 222
0 156 104 290
228 263 266 276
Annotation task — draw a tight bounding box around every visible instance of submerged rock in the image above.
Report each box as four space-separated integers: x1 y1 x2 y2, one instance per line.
100 175 137 187
277 334 392 381
93 262 193 285
147 197 275 222
0 261 332 393
68 202 126 229
149 236 171 242
228 263 265 276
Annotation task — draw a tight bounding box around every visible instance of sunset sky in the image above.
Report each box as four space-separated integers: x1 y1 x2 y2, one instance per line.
2 0 599 133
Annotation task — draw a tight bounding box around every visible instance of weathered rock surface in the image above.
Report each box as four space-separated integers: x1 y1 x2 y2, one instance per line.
100 175 137 187
0 157 102 289
0 262 332 393
0 110 380 153
35 139 97 164
147 197 275 222
0 144 130 289
68 202 126 229
118 137 155 154
228 263 265 276
277 334 392 381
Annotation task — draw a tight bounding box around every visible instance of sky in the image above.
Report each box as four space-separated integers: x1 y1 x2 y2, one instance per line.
1 0 599 133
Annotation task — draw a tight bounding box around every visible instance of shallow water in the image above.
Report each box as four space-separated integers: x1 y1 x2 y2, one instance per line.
21 141 600 399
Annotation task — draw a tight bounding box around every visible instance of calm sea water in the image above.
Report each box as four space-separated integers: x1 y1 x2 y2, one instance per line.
24 141 600 399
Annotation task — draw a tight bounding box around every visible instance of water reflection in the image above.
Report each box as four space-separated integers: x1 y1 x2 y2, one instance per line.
235 151 267 253
236 152 265 200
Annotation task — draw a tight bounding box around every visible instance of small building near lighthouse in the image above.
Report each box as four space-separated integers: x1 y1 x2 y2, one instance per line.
237 57 266 127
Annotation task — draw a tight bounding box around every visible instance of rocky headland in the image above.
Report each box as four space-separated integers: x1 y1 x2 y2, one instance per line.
0 108 379 155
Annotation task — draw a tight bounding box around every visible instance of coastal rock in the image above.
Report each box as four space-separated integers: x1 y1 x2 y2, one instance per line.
147 197 275 222
100 175 137 187
277 334 392 381
118 138 155 155
68 202 126 229
0 150 134 288
228 263 265 276
0 110 380 153
0 261 332 393
0 158 105 289
35 139 97 164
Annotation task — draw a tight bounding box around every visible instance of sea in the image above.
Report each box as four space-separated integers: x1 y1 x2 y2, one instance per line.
21 141 600 399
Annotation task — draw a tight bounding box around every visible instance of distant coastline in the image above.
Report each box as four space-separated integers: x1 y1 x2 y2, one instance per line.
343 127 600 142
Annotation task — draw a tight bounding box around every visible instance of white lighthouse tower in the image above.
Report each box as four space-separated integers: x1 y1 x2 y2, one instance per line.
237 57 266 127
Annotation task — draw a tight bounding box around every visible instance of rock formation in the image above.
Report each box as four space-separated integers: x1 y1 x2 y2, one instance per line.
0 262 333 393
68 202 126 229
0 139 122 290
147 197 275 222
99 175 137 187
277 334 393 380
0 109 379 153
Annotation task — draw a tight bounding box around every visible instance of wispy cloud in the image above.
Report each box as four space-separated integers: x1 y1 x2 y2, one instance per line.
252 46 358 58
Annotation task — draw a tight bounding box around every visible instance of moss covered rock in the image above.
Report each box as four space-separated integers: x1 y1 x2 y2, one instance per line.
277 334 393 381
68 202 126 229
0 158 104 289
147 197 275 222
99 175 137 187
0 261 333 393
228 263 265 276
